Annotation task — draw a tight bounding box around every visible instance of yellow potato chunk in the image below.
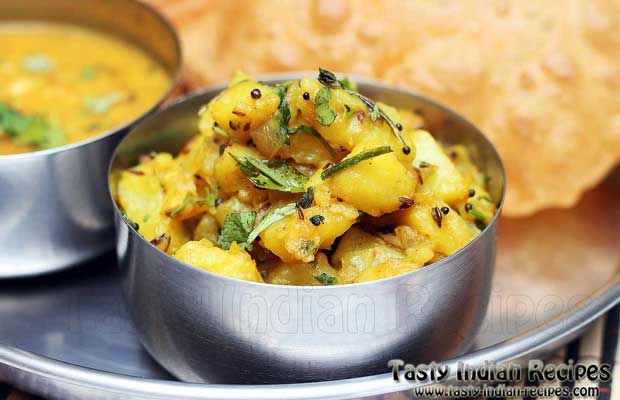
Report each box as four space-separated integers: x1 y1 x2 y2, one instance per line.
288 77 367 150
354 259 419 283
117 158 166 241
260 202 358 262
393 225 435 265
117 167 191 254
326 143 417 217
176 133 222 180
265 253 341 286
398 199 477 256
332 227 406 284
193 213 219 243
150 153 204 221
412 130 468 203
445 145 497 226
276 131 336 166
201 80 280 142
175 239 263 282
214 144 268 204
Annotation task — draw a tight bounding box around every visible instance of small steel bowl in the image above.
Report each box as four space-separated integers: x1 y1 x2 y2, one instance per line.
0 0 181 278
110 76 506 384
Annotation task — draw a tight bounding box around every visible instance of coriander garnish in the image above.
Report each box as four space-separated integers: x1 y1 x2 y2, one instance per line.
84 91 128 114
23 54 53 73
314 272 337 285
0 102 66 149
314 86 337 126
273 85 292 145
321 146 393 179
217 211 257 250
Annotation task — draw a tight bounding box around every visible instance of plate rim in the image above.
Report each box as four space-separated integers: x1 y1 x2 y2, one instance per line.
1 272 618 400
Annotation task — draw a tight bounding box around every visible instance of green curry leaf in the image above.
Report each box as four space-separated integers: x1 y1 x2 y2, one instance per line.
321 146 393 180
245 203 297 245
230 154 309 193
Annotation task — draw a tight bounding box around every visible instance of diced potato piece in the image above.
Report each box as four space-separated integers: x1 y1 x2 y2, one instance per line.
394 225 435 265
332 227 405 284
193 213 219 242
354 259 419 283
166 220 192 254
201 80 280 142
445 145 482 186
444 145 497 226
265 253 340 285
453 184 496 226
214 144 268 204
145 153 204 221
175 239 263 282
276 131 335 166
117 156 167 241
288 77 366 150
399 109 426 132
326 143 417 216
398 199 477 256
175 133 221 179
260 202 358 262
412 130 468 203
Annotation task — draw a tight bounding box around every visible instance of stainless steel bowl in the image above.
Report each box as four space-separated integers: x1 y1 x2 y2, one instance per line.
111 76 506 384
0 0 181 278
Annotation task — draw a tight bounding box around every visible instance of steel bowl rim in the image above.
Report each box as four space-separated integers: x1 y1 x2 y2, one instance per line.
0 0 182 161
109 73 507 289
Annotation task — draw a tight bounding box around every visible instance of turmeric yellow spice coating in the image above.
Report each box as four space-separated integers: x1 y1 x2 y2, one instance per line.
116 70 497 285
0 22 170 155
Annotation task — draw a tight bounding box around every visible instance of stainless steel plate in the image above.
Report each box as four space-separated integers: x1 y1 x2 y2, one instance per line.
0 170 618 399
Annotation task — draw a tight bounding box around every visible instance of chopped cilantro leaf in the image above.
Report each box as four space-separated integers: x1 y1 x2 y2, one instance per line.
314 87 337 126
217 211 257 251
84 91 128 114
23 55 54 73
314 272 337 285
274 85 292 145
81 67 97 80
0 102 66 149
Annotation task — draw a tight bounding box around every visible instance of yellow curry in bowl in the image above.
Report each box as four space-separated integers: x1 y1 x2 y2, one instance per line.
115 69 497 285
0 22 171 155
